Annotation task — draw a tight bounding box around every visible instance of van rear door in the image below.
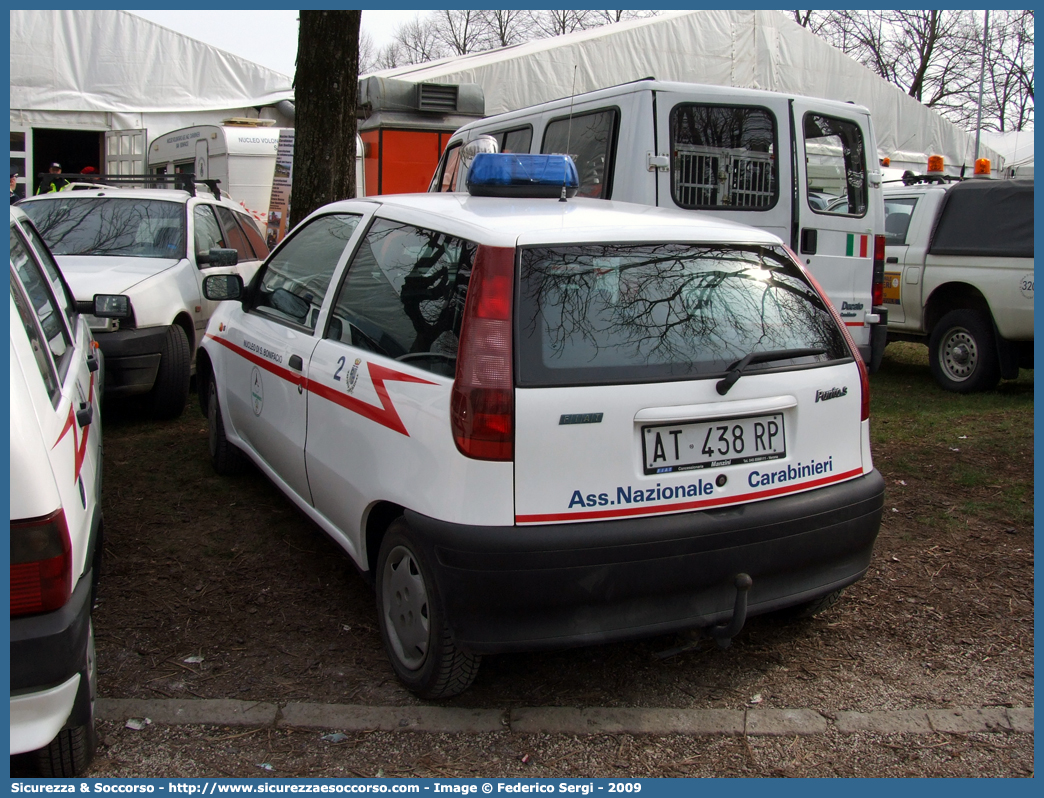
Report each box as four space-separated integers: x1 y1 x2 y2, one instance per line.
791 100 880 353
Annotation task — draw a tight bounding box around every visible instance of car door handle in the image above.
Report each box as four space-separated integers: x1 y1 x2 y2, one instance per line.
289 354 303 371
886 256 899 264
800 228 817 255
86 352 100 372
76 401 93 428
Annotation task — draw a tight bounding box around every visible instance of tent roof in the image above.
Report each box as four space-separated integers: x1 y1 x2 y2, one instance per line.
367 9 1002 171
10 10 294 115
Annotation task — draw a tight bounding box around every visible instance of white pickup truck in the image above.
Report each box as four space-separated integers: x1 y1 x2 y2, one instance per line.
881 177 1033 392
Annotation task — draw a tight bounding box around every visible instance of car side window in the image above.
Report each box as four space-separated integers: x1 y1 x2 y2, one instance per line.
541 109 618 199
214 206 253 261
884 198 918 245
10 268 61 405
235 211 269 259
10 228 73 393
21 220 73 320
252 213 362 331
324 218 475 377
194 205 225 256
431 142 462 193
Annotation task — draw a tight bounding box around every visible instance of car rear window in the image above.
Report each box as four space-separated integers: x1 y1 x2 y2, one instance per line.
516 244 848 387
22 198 185 259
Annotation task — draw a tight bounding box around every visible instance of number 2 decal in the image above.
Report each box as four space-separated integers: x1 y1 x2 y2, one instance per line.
334 356 346 381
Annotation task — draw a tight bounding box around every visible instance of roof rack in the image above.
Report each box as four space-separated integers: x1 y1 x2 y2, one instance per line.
38 173 223 200
883 171 964 186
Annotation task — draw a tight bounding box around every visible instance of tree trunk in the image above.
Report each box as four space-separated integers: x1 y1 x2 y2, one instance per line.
290 10 361 228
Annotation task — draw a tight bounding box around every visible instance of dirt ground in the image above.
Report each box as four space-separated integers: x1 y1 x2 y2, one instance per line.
78 345 1033 777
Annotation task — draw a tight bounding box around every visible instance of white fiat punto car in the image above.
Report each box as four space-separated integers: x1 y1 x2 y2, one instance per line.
10 206 128 774
198 154 885 698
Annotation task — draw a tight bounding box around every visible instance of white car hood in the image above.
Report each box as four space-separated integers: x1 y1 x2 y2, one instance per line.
55 255 183 298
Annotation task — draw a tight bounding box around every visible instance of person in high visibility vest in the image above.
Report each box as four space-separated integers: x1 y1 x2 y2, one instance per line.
36 163 68 194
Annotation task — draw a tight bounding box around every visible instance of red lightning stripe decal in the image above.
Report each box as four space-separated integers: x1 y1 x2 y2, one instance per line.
52 372 95 483
207 335 435 436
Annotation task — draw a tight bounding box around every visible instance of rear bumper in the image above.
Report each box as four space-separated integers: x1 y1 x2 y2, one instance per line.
405 469 885 654
94 326 169 396
9 571 92 754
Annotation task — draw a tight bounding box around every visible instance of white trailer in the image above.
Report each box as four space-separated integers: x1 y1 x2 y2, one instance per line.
149 122 366 226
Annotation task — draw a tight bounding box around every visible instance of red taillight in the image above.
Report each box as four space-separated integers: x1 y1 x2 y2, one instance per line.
872 234 886 307
451 245 515 461
10 509 72 616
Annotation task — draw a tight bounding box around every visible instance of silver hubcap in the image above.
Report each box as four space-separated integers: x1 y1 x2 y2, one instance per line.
940 328 977 381
382 545 430 670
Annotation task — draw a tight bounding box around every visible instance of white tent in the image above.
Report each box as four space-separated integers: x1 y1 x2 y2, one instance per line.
367 9 1004 174
10 9 294 192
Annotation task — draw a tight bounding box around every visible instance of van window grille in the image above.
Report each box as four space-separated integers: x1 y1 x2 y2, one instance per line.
670 104 778 211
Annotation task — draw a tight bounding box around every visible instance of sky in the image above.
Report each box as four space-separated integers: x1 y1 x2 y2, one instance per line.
127 10 424 77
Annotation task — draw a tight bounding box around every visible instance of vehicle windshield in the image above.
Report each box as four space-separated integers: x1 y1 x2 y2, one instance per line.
516 244 848 386
22 198 185 259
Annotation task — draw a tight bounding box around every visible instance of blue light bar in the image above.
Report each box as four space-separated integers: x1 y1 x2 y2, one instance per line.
467 153 579 198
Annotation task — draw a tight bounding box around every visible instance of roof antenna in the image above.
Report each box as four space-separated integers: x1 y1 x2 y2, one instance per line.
561 64 577 202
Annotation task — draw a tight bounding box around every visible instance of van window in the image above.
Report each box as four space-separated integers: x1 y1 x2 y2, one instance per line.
493 127 533 154
253 213 362 331
804 113 868 217
516 244 846 387
670 104 778 210
541 109 617 198
325 218 475 378
431 143 462 193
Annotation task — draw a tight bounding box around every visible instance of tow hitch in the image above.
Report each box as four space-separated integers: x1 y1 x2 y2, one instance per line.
653 573 753 659
708 573 753 649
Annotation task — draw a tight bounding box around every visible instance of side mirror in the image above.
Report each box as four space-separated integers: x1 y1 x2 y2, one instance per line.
203 274 244 301
91 294 131 319
197 247 239 267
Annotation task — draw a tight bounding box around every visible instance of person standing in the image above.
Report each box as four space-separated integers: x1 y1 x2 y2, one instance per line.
11 170 23 204
36 162 67 193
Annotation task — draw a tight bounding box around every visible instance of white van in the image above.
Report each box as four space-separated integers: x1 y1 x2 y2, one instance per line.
431 80 889 370
149 124 367 223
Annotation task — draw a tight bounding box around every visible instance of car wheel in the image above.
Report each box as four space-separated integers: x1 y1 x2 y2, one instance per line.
376 518 480 699
35 620 96 777
147 324 191 420
929 309 1001 393
208 378 246 475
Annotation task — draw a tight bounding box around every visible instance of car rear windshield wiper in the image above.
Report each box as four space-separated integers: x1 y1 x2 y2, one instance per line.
716 348 827 396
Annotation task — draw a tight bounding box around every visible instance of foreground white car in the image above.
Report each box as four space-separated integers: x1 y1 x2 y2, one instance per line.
9 207 128 774
20 181 266 418
198 154 885 698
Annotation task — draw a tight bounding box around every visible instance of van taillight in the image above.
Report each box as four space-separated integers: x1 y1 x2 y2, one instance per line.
451 245 515 461
10 509 72 616
872 234 886 307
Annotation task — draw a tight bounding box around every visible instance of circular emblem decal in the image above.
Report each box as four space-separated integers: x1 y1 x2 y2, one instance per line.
250 366 264 416
1019 273 1034 300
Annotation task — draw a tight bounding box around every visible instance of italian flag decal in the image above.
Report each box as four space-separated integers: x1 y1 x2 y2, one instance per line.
846 234 869 257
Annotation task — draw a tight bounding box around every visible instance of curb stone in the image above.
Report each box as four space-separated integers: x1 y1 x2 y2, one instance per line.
96 699 1033 737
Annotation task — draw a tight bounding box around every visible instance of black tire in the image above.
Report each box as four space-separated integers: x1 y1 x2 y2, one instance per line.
376 518 480 699
208 378 246 476
774 588 845 622
929 309 1001 393
35 620 96 776
146 324 191 419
